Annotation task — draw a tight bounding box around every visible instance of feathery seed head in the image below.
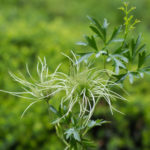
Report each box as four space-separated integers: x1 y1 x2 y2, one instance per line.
6 57 62 100
0 58 63 118
58 53 126 125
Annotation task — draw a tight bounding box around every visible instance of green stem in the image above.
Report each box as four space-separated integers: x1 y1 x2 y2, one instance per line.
46 100 70 149
103 55 111 78
46 99 51 121
55 124 70 147
83 98 100 136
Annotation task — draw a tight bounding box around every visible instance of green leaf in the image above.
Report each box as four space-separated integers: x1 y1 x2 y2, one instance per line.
49 105 59 116
73 131 81 142
128 72 139 84
114 71 140 84
82 138 96 148
95 50 107 58
114 58 126 74
102 18 109 42
113 73 128 83
87 119 109 128
65 128 81 142
51 118 61 125
139 66 150 74
138 51 146 68
113 54 128 63
136 44 146 56
135 34 142 51
103 18 109 29
138 66 150 78
113 46 129 55
107 54 128 74
84 35 98 51
139 72 144 78
128 72 134 84
55 124 64 139
58 104 68 117
111 38 124 43
113 46 123 54
107 26 122 44
89 25 104 41
87 16 103 33
88 16 108 43
76 41 87 46
131 39 135 58
76 52 94 64
71 116 77 125
131 34 145 61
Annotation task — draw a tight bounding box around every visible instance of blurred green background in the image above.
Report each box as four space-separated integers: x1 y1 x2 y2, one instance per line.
0 0 150 150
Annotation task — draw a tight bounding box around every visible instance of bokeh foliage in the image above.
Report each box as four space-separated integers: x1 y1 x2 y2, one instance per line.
0 0 150 150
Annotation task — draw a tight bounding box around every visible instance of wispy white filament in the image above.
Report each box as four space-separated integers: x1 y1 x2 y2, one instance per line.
0 54 126 123
0 58 64 118
58 52 126 126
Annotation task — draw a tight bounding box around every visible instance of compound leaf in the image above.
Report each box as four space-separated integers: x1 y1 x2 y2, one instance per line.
84 35 98 51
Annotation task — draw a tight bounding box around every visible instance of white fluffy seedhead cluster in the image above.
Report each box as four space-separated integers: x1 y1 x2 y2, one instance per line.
55 53 126 125
0 57 63 118
0 54 126 122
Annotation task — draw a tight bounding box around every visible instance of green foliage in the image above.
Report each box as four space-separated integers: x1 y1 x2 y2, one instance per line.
0 0 150 150
76 3 150 85
50 2 150 149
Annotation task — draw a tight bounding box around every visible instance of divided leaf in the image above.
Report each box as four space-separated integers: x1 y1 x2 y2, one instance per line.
107 54 128 74
139 66 150 74
107 26 122 44
102 18 109 42
88 16 108 44
130 34 146 61
49 105 60 116
65 128 81 142
76 52 94 64
84 35 98 51
89 26 104 41
87 16 104 33
114 73 128 83
138 51 146 68
76 41 87 46
81 138 96 148
87 119 109 129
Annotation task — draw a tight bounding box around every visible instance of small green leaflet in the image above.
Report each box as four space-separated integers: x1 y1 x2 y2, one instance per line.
107 26 122 45
138 51 146 69
114 71 140 84
89 25 104 41
49 105 60 116
107 54 128 74
65 128 81 142
95 50 107 58
87 119 110 128
81 138 96 148
130 34 146 61
84 35 98 51
75 52 94 64
113 73 128 83
88 16 109 44
76 41 87 46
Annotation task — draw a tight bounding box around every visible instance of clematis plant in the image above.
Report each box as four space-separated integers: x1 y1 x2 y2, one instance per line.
1 2 150 150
